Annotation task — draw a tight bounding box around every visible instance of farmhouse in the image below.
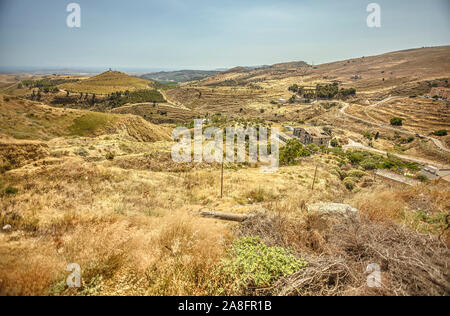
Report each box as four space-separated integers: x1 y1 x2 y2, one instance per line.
293 127 331 146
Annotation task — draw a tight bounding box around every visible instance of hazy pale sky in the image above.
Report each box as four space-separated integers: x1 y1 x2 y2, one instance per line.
0 0 449 70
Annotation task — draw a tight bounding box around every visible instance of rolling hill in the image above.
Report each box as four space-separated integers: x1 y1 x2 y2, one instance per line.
59 70 152 94
0 95 171 142
141 70 220 83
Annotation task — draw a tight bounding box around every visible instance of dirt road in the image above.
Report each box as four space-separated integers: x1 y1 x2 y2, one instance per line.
340 98 450 154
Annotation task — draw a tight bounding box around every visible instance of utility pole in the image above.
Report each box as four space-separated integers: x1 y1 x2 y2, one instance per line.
220 160 224 198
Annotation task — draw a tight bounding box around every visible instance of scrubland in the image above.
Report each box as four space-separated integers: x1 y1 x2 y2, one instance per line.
0 129 448 295
1 46 449 296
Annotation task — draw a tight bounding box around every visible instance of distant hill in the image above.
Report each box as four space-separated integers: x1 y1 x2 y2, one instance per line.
200 61 310 86
59 71 152 94
141 70 220 83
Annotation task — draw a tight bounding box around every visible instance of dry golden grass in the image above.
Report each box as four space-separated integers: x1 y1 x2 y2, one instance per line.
59 71 152 95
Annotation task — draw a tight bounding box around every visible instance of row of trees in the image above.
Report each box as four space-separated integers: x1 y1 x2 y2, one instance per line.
288 83 356 100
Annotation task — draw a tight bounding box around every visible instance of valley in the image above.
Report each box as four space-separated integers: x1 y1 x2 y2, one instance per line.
1 46 449 297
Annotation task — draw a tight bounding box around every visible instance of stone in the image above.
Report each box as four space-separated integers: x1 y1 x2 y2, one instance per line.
2 224 12 232
307 203 360 228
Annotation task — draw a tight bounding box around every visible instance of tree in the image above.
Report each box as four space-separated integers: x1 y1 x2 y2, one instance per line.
288 84 299 93
374 132 380 140
390 117 404 126
330 138 339 147
432 130 448 136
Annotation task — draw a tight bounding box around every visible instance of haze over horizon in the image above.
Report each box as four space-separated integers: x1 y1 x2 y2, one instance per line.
1 0 449 71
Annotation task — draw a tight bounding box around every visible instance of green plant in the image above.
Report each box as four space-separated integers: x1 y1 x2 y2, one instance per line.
361 160 377 170
279 140 310 166
222 236 306 288
5 186 19 195
416 174 429 182
432 130 447 137
348 170 367 178
343 177 356 191
105 152 115 161
330 138 339 147
390 117 404 126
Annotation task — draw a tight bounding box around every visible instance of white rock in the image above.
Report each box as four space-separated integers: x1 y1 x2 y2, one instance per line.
2 224 12 232
307 203 360 224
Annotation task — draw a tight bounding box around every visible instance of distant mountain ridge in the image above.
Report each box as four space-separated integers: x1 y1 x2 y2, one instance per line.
141 70 220 83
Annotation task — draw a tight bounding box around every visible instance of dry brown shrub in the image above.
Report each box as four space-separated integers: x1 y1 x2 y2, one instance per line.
238 212 450 296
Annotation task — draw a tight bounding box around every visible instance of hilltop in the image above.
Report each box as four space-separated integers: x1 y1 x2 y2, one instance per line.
59 71 152 94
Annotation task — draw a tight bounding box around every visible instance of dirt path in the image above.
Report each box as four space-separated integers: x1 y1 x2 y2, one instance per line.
340 98 450 154
158 89 191 111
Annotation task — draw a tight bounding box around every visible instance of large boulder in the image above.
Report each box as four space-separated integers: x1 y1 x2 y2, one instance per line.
307 203 360 230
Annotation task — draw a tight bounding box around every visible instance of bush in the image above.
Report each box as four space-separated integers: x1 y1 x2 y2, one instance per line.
363 132 373 140
416 174 429 182
279 140 310 166
5 186 19 195
361 160 377 170
348 170 367 179
307 144 320 153
222 236 306 288
330 138 339 147
343 178 356 191
390 117 404 126
105 152 115 161
432 130 448 137
348 152 364 164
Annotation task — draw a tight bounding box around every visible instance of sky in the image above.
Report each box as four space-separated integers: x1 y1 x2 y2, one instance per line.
0 0 449 71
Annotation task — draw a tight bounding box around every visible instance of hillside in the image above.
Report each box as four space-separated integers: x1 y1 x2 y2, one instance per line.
200 61 310 86
141 70 220 83
59 71 152 94
0 95 171 142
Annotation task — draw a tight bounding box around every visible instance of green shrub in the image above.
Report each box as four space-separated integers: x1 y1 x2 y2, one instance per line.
330 138 339 147
343 177 356 191
416 174 429 182
331 166 347 181
307 144 319 153
432 130 448 137
390 117 404 126
363 132 373 140
105 152 115 161
279 139 310 166
5 186 19 195
222 236 306 288
361 160 377 170
348 169 367 178
348 152 364 164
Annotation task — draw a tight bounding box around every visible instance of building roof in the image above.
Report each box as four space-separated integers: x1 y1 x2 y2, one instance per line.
303 127 330 138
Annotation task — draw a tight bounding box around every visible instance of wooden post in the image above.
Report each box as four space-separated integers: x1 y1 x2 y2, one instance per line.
312 165 318 191
220 160 224 198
